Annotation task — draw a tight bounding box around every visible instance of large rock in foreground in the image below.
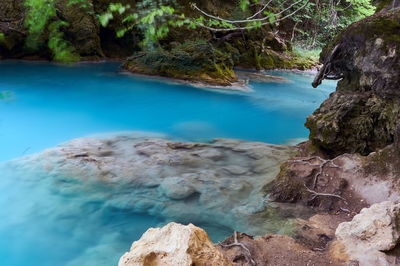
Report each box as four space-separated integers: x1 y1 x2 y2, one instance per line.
307 9 400 156
336 201 400 251
332 201 400 265
119 222 232 266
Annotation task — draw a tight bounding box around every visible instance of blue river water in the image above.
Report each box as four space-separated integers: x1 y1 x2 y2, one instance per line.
0 61 336 266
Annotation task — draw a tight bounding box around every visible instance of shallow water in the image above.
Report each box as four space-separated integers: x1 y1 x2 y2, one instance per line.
0 61 336 266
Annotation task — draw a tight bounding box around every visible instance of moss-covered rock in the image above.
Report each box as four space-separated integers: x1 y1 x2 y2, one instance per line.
0 0 104 59
122 41 238 86
0 0 26 58
56 0 103 59
307 9 400 156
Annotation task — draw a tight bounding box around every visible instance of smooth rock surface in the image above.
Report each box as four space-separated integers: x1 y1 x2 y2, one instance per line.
119 222 232 266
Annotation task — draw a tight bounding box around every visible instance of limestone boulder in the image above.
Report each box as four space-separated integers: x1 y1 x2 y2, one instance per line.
332 201 400 265
336 201 400 251
119 222 232 266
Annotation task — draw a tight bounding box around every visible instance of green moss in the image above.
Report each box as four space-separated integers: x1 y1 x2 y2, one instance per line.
322 10 400 60
124 41 237 85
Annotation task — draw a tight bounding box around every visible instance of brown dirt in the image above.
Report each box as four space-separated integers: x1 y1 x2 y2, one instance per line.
218 232 345 266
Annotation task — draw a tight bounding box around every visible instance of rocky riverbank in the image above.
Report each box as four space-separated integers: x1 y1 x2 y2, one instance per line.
5 131 400 265
1 1 400 265
119 201 400 266
116 4 400 266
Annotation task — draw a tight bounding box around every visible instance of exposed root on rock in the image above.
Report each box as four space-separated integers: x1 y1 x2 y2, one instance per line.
304 185 346 202
220 231 256 266
268 151 369 213
288 156 340 189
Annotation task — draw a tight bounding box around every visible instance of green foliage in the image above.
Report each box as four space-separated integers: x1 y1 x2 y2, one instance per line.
48 21 80 62
0 32 5 44
19 0 376 61
24 0 80 62
293 45 321 61
98 0 375 50
24 0 56 50
291 0 376 47
100 0 181 49
239 0 251 11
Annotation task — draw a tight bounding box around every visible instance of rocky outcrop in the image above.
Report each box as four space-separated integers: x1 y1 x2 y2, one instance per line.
268 144 400 211
119 222 232 266
307 9 400 156
332 201 400 265
336 201 400 251
5 134 298 236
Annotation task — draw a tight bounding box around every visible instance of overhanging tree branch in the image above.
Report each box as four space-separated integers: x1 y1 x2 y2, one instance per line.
191 0 308 25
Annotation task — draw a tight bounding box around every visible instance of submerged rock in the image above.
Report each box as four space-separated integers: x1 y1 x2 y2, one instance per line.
307 9 400 156
5 134 297 236
119 222 232 266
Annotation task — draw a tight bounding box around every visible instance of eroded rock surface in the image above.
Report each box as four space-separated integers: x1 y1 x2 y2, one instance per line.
119 222 232 266
307 9 400 156
268 144 400 213
332 201 400 265
5 134 297 235
336 201 400 251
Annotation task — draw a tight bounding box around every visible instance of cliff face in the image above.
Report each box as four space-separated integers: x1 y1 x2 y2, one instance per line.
306 8 400 156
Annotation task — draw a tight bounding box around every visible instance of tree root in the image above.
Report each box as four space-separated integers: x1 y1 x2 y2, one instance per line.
220 231 256 266
304 185 346 202
288 156 340 189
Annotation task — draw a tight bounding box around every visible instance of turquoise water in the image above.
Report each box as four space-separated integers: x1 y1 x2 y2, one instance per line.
0 61 336 266
0 61 335 162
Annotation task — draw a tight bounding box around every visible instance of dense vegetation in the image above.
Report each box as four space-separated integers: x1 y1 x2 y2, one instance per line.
1 0 375 62
98 0 375 48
